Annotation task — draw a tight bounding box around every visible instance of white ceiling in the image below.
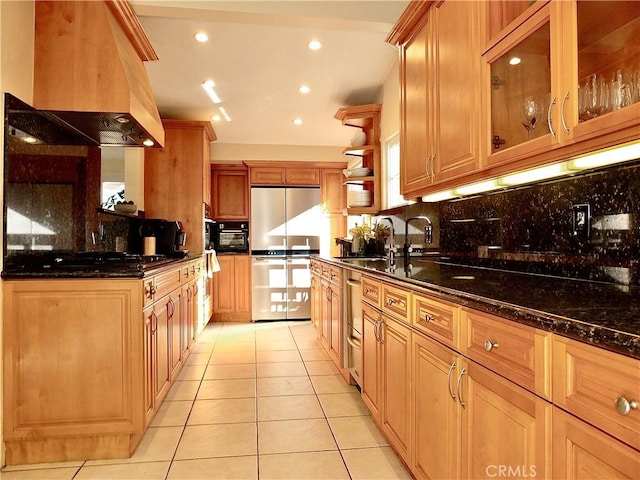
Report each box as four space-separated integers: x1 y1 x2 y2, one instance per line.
131 1 408 147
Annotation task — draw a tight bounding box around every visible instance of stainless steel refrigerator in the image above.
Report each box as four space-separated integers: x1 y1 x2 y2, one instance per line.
251 187 321 321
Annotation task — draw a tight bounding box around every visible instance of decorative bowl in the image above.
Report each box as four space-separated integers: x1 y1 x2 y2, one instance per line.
350 130 367 147
114 203 137 213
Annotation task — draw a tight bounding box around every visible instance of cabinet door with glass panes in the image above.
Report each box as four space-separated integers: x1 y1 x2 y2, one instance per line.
485 1 640 170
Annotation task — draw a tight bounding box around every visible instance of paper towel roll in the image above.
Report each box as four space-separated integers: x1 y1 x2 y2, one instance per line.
143 237 156 256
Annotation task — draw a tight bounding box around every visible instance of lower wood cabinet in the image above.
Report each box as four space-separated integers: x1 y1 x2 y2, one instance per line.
412 333 461 480
460 359 551 480
212 254 251 321
362 302 383 423
381 314 412 464
2 259 206 465
552 407 640 480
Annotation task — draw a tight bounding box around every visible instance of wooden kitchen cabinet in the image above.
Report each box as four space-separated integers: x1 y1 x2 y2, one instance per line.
460 359 552 479
248 164 320 186
211 165 249 220
2 261 206 465
389 1 483 199
381 314 412 464
320 168 347 214
310 264 323 332
553 335 640 451
552 407 640 480
485 0 640 172
212 254 251 322
362 302 383 423
145 120 216 254
412 333 461 480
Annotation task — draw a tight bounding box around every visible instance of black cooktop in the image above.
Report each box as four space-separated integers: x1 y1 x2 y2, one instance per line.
2 251 179 275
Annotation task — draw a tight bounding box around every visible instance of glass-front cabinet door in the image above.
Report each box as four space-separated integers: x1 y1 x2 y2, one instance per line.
485 0 640 170
484 3 559 168
564 0 640 143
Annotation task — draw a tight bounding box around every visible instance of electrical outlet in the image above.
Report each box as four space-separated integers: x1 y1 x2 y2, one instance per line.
572 204 591 239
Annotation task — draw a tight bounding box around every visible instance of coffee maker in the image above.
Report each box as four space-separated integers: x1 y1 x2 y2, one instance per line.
153 220 187 257
133 219 187 257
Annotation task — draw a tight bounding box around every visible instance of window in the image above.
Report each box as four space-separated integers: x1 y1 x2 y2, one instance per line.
384 132 404 208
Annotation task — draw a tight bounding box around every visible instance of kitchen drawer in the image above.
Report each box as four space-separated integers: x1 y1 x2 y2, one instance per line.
320 263 331 279
553 336 640 450
461 308 551 399
153 267 183 302
329 265 342 286
361 276 381 307
381 283 410 323
310 260 321 275
412 293 459 349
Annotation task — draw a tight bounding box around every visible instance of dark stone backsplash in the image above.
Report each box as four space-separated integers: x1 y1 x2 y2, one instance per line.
437 161 640 285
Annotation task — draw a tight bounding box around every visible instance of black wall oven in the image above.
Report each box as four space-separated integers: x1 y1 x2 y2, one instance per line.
213 221 249 253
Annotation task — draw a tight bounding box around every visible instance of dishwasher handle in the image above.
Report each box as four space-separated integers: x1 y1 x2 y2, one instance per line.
346 278 362 287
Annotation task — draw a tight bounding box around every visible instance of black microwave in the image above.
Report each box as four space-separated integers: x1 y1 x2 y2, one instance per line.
213 222 249 253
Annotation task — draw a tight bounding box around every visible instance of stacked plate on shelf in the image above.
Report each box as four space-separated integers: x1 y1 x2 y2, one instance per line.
347 190 372 207
343 167 372 178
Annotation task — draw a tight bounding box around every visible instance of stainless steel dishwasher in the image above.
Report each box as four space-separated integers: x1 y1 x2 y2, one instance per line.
344 270 363 387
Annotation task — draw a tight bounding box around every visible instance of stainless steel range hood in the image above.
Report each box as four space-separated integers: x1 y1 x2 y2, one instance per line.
32 0 165 148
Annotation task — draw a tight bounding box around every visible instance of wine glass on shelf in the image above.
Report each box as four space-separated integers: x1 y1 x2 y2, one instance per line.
521 96 541 140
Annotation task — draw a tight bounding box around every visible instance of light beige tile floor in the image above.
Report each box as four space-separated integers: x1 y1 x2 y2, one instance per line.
0 321 411 480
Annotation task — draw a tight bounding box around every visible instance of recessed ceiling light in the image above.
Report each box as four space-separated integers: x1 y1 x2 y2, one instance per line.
202 80 221 104
293 118 303 125
299 85 310 94
194 32 208 43
509 56 521 65
219 107 231 122
308 40 322 51
211 115 221 122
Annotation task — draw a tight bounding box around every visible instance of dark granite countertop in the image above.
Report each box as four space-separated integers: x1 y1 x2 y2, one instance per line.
1 254 202 279
321 255 640 360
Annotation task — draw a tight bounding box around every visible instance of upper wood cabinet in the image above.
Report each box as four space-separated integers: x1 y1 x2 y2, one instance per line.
388 1 484 199
248 164 320 186
334 104 383 214
211 165 249 220
145 120 216 254
485 0 640 171
320 168 347 214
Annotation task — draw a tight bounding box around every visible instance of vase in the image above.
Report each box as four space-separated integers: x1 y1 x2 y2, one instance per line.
351 238 361 254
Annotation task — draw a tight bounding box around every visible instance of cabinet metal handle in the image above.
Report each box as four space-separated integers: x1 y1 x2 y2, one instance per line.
547 96 557 138
561 91 570 134
615 396 639 416
346 279 361 287
431 154 437 179
365 288 371 294
388 298 396 306
145 283 156 297
424 313 434 323
347 336 362 350
456 367 467 407
151 311 158 333
484 340 499 352
447 361 457 400
378 317 385 345
168 297 175 318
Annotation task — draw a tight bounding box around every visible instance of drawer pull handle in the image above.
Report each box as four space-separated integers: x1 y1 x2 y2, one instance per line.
424 313 434 323
388 298 396 306
484 340 499 352
365 288 371 294
447 361 457 400
615 396 639 416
